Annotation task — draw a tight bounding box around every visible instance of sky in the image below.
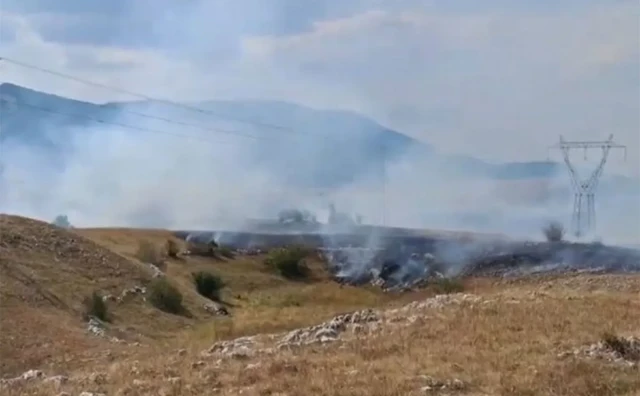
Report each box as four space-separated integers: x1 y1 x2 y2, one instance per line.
0 0 638 175
0 1 638 242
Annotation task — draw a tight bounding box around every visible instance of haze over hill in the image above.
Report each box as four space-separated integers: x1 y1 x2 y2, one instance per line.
0 83 638 243
0 82 566 182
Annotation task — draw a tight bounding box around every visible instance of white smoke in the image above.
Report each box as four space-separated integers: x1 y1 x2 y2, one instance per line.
0 1 638 246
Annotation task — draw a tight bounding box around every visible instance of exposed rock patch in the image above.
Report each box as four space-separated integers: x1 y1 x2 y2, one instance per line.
203 293 483 362
564 334 640 366
276 308 380 349
87 317 107 337
418 375 467 393
0 370 68 389
206 336 257 360
203 302 230 316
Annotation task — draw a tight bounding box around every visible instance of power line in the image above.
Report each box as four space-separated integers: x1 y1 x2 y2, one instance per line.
0 56 296 135
9 99 251 146
17 94 275 142
0 57 394 223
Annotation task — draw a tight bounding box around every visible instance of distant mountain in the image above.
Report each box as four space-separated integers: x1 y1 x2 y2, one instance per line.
0 83 427 186
0 82 601 187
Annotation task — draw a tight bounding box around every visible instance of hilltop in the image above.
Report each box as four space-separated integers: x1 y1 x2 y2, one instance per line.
1 215 639 395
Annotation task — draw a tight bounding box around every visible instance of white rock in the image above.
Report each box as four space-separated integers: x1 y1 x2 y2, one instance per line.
43 375 68 386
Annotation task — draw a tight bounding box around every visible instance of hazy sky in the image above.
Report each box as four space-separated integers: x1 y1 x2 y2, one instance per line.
0 0 638 175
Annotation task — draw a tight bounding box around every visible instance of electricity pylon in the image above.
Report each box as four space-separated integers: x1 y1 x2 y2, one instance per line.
550 134 626 239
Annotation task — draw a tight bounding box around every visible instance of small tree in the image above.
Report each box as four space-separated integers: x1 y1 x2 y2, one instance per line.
148 278 183 314
136 240 164 267
186 240 218 257
192 271 225 301
432 277 465 295
265 246 310 280
543 221 565 242
278 209 304 224
83 291 108 322
601 331 639 360
217 245 235 259
165 239 180 258
52 215 72 229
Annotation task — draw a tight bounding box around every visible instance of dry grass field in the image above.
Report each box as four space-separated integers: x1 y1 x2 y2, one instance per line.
1 214 639 396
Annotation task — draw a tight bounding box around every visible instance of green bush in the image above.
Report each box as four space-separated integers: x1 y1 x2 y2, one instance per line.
217 245 235 259
543 221 565 242
602 332 639 360
264 246 311 280
83 291 108 322
432 277 465 294
192 271 225 301
165 239 180 258
186 240 218 257
136 240 164 268
148 278 183 314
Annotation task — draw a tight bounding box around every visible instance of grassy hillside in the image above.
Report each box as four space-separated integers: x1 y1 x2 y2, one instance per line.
1 215 639 396
0 216 430 377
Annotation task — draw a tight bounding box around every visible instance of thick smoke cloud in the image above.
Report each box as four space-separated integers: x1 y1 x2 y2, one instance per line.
1 115 637 246
0 0 638 246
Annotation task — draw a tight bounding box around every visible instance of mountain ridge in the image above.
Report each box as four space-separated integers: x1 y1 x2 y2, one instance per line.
0 82 611 184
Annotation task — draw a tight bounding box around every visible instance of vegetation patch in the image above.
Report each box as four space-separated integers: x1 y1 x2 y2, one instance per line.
135 240 165 268
192 271 225 301
432 277 465 294
148 278 184 314
264 246 311 280
83 291 109 322
543 221 565 242
165 239 180 258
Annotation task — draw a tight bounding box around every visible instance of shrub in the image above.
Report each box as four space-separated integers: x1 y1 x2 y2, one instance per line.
136 240 164 268
187 241 218 257
264 246 310 280
192 271 225 301
165 239 180 258
543 221 565 242
602 332 640 360
52 214 72 229
432 277 465 294
83 291 108 322
148 278 183 314
217 245 235 259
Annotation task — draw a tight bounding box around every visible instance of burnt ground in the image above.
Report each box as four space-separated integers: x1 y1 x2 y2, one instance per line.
175 230 640 288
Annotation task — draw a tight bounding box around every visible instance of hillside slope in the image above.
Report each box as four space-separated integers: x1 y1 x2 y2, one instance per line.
0 215 423 379
1 216 639 395
5 274 640 396
0 215 158 375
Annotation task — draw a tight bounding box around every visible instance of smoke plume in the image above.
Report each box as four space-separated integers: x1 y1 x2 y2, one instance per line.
0 0 638 248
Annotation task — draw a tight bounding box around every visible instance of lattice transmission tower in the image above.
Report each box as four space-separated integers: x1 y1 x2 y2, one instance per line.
549 134 626 239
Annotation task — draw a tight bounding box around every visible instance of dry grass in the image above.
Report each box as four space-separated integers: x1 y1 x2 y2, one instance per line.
1 215 640 396
7 276 640 396
0 216 428 373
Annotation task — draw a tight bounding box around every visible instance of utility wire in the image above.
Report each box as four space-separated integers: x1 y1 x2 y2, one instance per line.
10 100 251 146
0 56 297 135
0 56 391 219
